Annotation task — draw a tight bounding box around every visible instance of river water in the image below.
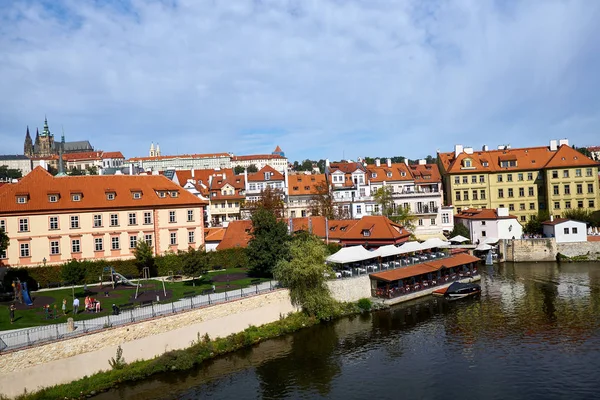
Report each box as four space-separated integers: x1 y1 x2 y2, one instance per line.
97 262 600 400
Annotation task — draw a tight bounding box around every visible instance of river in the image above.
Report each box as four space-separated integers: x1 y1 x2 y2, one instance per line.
96 262 600 400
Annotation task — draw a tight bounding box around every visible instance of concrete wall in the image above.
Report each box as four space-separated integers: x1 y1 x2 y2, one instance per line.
0 290 296 398
501 238 558 262
327 275 372 303
557 241 600 259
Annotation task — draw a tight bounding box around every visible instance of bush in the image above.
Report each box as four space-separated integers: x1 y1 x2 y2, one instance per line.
357 298 372 312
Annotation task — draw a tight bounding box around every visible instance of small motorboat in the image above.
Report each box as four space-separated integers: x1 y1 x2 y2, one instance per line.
443 282 481 300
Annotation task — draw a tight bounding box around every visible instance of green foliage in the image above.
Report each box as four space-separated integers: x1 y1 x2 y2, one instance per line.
86 165 98 175
233 165 245 175
309 180 339 219
357 298 372 312
181 248 210 278
562 209 598 227
0 229 8 258
247 207 291 277
325 242 341 255
133 240 155 275
273 234 337 320
449 223 471 243
523 210 550 234
247 164 258 173
60 259 87 286
210 247 248 269
68 166 84 176
155 251 183 276
109 345 126 370
373 186 395 218
0 165 22 180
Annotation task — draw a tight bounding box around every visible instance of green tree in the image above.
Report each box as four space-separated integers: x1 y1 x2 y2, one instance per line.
300 159 313 171
181 248 211 278
68 167 84 176
574 146 592 158
247 164 258 173
373 186 395 218
0 230 9 262
0 166 22 180
247 207 290 277
61 259 87 286
309 181 339 219
133 240 155 275
244 186 286 218
449 223 471 243
563 209 594 226
234 165 245 175
47 165 58 176
523 210 550 234
273 234 337 319
155 250 183 276
86 165 98 175
316 159 326 173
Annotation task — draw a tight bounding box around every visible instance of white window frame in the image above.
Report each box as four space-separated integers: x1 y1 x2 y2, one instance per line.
188 230 195 244
19 218 29 232
20 243 30 258
129 235 137 249
93 214 102 228
111 236 120 250
169 211 176 223
187 209 194 222
110 213 119 227
50 240 60 255
128 212 137 225
170 232 177 245
144 212 152 224
94 238 104 251
71 239 81 253
145 234 153 247
49 216 59 230
70 215 80 229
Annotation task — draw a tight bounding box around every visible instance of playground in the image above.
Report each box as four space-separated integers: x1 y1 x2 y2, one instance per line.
0 267 270 331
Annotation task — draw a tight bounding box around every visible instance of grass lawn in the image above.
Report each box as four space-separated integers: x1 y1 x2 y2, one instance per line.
0 268 271 331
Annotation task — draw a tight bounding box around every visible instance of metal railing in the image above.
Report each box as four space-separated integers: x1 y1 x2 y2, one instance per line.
0 281 279 353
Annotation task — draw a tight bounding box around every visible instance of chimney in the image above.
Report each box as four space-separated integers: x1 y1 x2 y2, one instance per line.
497 207 509 217
550 215 554 222
244 168 248 190
454 144 464 157
99 167 103 176
482 145 489 151
386 158 392 168
284 167 289 190
550 140 558 151
464 147 474 154
375 158 381 167
558 139 569 147
418 159 426 165
506 144 511 149
191 168 195 178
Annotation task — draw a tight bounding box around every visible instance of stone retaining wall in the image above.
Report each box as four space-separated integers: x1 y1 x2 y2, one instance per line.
501 238 557 262
327 275 372 303
557 241 600 259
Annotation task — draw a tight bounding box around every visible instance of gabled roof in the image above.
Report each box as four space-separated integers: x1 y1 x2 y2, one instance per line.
339 216 410 243
328 162 366 174
454 208 517 220
247 165 285 182
370 253 480 282
0 166 207 214
410 163 442 183
216 220 253 250
102 151 125 159
541 218 585 226
545 145 600 168
274 145 283 153
231 154 286 161
288 174 326 196
366 163 413 183
61 151 102 161
204 227 226 242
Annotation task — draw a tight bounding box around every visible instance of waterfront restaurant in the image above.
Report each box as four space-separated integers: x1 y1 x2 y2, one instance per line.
370 253 480 299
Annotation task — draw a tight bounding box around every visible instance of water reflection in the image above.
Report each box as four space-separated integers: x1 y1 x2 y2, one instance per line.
96 262 600 400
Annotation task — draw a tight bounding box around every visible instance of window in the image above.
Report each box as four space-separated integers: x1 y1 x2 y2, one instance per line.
590 200 596 208
68 215 79 229
518 173 523 181
110 214 119 227
144 212 152 224
221 203 225 209
481 221 486 226
587 168 593 177
508 188 514 197
171 191 178 198
480 190 486 200
48 194 58 203
442 213 449 224
554 201 560 209
564 184 570 195
133 192 142 199
481 231 487 237
454 176 460 185
520 215 527 222
111 237 120 250
170 232 177 245
158 191 166 198
430 218 436 225
72 239 81 253
551 171 558 179
129 235 137 249
479 175 485 183
462 176 468 184
0 219 5 232
553 185 559 195
520 203 525 211
463 191 469 201
356 205 362 214
17 196 27 204
128 213 137 225
50 241 60 255
49 216 59 230
455 191 461 201
72 194 81 202
564 227 569 235
507 174 513 182
540 202 546 210
482 162 489 167
464 160 472 168
187 210 194 222
575 169 582 177
169 211 176 223
519 188 524 197
565 201 571 209
301 210 307 217
94 238 103 251
563 170 569 178
576 184 583 194
19 218 29 232
1 248 7 259
573 227 578 234
472 190 478 200
418 219 423 226
106 192 115 201
20 243 30 258
499 204 504 208
497 175 503 182
498 189 504 198
509 204 515 211
529 187 534 196
188 231 195 244
527 172 533 181
578 200 584 208
529 203 535 210
471 176 477 184
145 234 153 247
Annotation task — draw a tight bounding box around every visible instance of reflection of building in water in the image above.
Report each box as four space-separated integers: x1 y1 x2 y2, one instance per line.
556 274 590 299
498 281 526 313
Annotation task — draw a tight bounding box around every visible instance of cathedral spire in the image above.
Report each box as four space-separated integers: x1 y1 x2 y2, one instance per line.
24 126 33 157
42 116 51 137
57 132 66 177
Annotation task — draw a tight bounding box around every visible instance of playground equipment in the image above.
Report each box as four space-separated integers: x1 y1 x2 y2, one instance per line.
101 267 139 289
12 280 33 306
134 267 167 300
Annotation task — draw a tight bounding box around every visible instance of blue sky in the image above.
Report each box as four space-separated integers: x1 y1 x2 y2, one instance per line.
1 0 599 162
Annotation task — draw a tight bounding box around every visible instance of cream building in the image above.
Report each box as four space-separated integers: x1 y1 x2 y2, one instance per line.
0 155 33 178
231 147 288 174
0 167 207 266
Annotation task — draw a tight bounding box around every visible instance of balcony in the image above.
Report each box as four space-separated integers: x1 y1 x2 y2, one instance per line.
414 206 439 215
393 189 440 198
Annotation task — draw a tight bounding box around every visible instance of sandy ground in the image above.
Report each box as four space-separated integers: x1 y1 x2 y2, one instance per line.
0 296 296 398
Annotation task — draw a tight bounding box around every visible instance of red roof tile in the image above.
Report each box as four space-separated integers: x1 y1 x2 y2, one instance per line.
371 253 480 282
247 165 285 182
216 220 253 250
454 208 518 220
129 153 230 162
366 163 412 183
231 154 285 161
339 216 410 245
288 174 326 196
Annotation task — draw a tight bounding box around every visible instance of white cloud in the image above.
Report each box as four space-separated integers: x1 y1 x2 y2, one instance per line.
0 0 599 161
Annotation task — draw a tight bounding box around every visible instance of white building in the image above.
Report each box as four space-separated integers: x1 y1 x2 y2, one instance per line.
454 207 523 244
542 218 587 243
0 155 33 178
326 160 373 219
231 154 288 174
127 146 232 172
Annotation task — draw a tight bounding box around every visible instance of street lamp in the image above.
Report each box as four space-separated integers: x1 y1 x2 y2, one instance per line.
43 257 47 267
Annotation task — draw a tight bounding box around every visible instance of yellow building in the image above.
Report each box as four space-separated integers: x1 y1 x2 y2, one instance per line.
0 167 207 267
438 140 600 224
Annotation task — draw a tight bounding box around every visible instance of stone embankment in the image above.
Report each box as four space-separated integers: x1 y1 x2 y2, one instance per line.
501 238 600 262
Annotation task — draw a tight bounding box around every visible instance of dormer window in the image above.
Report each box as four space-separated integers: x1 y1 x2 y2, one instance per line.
371 173 377 178
401 172 406 177
264 172 270 181
361 229 371 237
158 191 166 198
329 226 337 231
171 191 178 197
48 194 59 203
387 172 392 177
293 186 299 190
340 226 347 231
132 192 142 199
304 186 310 190
106 192 116 201
72 194 82 202
16 195 27 204
482 162 489 167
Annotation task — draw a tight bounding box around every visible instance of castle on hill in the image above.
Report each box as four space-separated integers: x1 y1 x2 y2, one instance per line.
23 117 94 158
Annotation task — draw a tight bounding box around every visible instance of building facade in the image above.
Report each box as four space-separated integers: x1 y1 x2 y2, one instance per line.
128 151 232 172
287 173 326 218
454 208 523 244
438 139 600 224
541 218 587 243
0 155 33 178
231 152 288 173
0 167 207 266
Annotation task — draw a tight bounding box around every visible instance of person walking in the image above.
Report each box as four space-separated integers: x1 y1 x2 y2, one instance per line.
62 298 67 315
9 304 16 324
73 297 80 315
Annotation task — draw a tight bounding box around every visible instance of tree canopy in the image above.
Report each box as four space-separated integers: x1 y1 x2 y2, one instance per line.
273 234 337 319
448 223 471 243
247 164 259 173
523 210 550 234
563 209 600 227
0 230 9 260
181 247 211 278
233 165 245 175
308 181 349 219
61 259 87 285
243 186 286 218
0 166 22 180
247 207 290 277
133 240 155 275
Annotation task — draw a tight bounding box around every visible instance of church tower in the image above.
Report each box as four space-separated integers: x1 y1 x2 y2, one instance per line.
149 142 155 157
24 126 33 157
38 117 55 157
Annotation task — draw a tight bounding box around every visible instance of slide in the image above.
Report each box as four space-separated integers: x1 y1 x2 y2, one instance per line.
21 282 34 306
112 271 138 287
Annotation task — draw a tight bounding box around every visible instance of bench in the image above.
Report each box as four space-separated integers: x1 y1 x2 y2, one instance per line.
183 291 196 298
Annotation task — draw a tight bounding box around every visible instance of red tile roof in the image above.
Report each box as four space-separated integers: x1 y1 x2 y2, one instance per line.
62 151 102 161
274 145 283 153
328 162 366 174
288 174 326 196
454 208 517 220
216 220 253 250
0 166 207 214
541 218 581 226
339 216 410 245
410 163 442 183
231 154 286 161
247 165 285 182
204 227 226 242
101 151 125 159
370 253 480 282
366 163 412 183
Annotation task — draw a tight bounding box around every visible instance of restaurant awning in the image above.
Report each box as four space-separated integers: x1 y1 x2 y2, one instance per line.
449 235 469 243
326 245 377 264
371 244 403 258
419 237 450 250
397 241 423 254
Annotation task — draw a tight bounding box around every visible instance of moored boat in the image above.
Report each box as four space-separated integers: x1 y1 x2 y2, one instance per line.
443 282 481 300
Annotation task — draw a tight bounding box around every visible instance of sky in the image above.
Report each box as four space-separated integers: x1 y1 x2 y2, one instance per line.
1 0 599 162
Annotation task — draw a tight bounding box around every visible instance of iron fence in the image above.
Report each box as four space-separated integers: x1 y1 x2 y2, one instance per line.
0 281 279 353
